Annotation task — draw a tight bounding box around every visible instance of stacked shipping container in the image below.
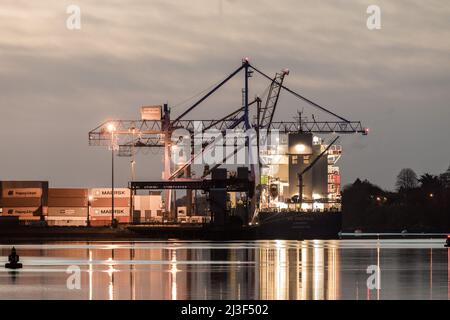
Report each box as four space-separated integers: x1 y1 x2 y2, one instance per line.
0 181 48 223
89 188 131 226
0 183 165 226
47 188 89 226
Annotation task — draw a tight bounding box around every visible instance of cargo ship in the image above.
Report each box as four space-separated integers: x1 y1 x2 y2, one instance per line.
254 211 342 240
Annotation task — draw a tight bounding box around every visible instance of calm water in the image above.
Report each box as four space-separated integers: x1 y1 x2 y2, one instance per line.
0 240 449 300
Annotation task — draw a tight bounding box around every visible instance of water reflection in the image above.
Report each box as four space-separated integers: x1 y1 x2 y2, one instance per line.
0 240 448 300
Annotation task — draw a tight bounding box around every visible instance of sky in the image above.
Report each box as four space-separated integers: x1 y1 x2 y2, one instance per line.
0 0 449 190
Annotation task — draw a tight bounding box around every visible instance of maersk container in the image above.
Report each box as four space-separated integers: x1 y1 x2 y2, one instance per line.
89 188 130 199
90 198 130 207
90 207 130 217
89 216 129 226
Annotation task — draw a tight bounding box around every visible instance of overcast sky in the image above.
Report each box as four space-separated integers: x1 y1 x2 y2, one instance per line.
1 0 449 190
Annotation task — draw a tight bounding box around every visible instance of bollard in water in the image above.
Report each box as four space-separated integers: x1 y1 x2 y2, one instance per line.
5 247 23 269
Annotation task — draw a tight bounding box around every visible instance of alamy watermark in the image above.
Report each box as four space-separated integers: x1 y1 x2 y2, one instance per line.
169 123 281 167
366 5 381 30
366 265 381 290
66 5 81 30
66 265 81 290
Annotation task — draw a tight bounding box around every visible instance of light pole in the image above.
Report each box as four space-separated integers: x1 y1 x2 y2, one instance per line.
107 123 116 228
87 195 93 227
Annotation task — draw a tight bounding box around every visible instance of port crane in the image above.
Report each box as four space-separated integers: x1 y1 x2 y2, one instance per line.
89 59 367 222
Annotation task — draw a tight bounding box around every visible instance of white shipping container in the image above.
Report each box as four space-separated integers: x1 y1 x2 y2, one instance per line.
46 216 86 221
48 207 88 217
90 188 130 199
46 218 87 227
90 207 130 217
2 188 43 198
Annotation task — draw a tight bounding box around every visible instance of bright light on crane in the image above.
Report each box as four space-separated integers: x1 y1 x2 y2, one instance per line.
107 123 116 133
295 144 306 153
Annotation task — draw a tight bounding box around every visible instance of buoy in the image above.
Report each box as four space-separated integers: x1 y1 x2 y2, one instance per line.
5 247 22 269
445 235 450 248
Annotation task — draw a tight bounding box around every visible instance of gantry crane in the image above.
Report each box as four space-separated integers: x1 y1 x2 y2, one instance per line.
89 59 368 222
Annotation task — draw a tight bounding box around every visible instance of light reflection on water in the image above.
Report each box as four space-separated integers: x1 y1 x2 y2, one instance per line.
0 240 448 300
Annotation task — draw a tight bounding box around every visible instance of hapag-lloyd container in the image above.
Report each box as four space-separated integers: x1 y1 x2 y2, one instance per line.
2 188 43 198
1 198 42 207
2 207 41 216
0 181 48 206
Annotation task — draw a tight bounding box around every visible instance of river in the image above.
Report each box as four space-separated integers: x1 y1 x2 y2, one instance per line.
0 239 448 299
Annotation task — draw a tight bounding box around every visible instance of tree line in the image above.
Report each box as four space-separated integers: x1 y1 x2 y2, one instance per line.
342 165 450 232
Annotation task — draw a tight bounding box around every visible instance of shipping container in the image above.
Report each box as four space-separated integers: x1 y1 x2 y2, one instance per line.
1 207 41 216
89 216 129 226
90 198 129 207
49 188 88 198
90 207 130 217
46 217 87 227
48 207 88 217
1 181 48 189
89 188 130 199
0 181 48 206
19 216 42 221
89 220 110 227
1 197 42 207
2 188 43 198
48 197 88 207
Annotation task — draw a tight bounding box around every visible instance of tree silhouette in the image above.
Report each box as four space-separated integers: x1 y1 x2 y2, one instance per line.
396 168 418 191
439 165 450 188
419 173 441 188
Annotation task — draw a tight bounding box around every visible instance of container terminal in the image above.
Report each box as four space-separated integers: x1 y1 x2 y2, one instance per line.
0 59 368 240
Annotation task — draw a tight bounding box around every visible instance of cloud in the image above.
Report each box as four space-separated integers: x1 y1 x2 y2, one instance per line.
0 0 449 188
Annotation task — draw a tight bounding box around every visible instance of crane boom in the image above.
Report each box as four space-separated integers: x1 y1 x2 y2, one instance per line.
259 70 289 128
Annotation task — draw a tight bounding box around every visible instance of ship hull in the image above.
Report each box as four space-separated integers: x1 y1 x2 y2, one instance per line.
255 211 342 240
